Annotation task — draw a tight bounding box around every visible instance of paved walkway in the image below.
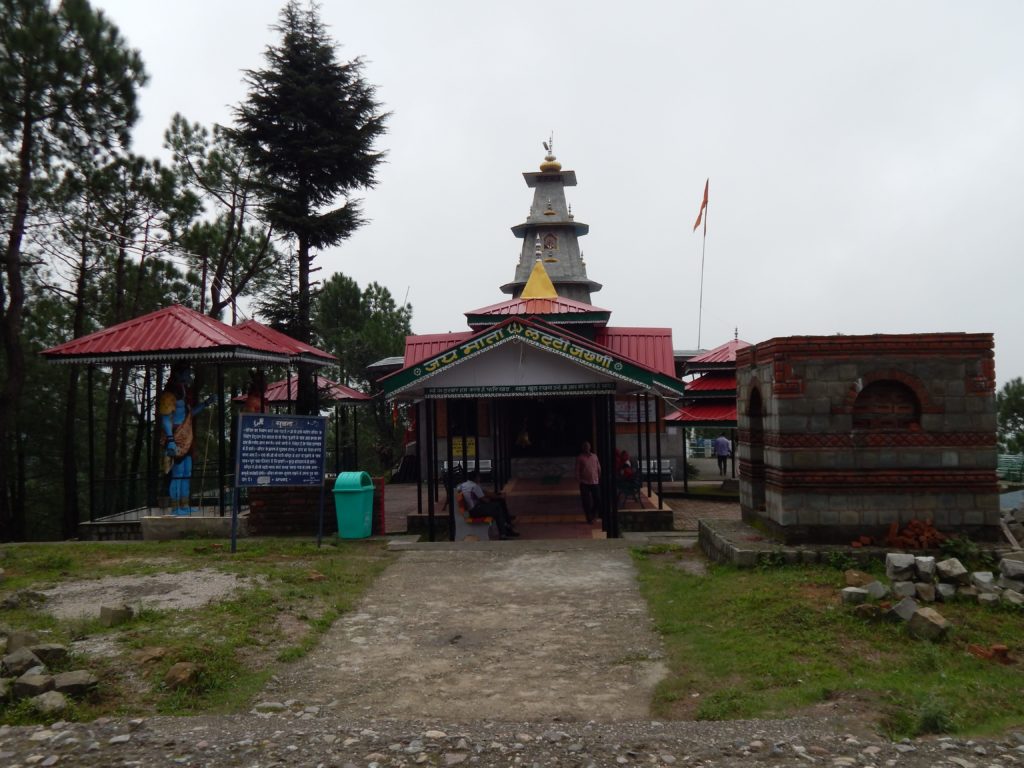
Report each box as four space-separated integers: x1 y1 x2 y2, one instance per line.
267 541 667 722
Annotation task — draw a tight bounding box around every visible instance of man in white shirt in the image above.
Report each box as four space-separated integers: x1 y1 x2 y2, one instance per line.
713 433 732 477
457 472 519 538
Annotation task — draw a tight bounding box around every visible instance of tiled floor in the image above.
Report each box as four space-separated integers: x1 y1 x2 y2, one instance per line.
386 477 743 540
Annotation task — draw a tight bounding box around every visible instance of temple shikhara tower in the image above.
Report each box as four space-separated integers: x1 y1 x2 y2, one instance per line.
501 143 601 304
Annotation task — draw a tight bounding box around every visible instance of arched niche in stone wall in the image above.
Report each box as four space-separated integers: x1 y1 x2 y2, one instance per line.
851 380 921 431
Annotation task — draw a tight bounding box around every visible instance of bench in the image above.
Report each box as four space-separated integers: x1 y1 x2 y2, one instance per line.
441 459 493 481
452 490 494 542
616 475 643 505
637 459 673 481
998 454 1024 482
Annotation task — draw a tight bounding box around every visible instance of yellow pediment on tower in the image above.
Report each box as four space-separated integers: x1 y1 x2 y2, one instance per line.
520 259 558 299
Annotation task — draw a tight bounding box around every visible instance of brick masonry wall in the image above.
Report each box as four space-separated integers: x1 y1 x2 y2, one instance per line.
736 333 999 542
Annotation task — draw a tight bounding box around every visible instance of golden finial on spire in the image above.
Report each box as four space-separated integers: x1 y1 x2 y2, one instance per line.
539 131 561 172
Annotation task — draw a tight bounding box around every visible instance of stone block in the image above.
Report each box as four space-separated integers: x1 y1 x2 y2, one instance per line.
943 396 965 414
978 592 1000 606
53 670 99 698
841 587 869 605
1001 589 1024 608
915 583 936 603
163 661 201 690
936 583 957 601
957 585 979 599
998 576 1024 592
844 569 874 587
2 647 42 677
839 509 860 527
866 581 891 600
886 553 917 581
99 604 134 627
907 607 951 641
915 556 937 581
941 451 960 468
879 451 900 468
800 549 819 565
29 644 68 666
14 673 54 699
30 690 67 715
892 581 917 598
888 597 919 622
971 572 999 593
936 558 969 584
1001 558 1024 581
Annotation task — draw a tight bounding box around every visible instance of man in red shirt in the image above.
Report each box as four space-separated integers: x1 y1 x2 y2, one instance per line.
575 441 601 524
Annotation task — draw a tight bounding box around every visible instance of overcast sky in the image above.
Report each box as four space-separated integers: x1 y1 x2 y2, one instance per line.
93 0 1023 388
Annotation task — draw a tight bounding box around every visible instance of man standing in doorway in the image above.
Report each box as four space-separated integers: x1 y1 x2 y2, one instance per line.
575 440 601 524
714 432 732 477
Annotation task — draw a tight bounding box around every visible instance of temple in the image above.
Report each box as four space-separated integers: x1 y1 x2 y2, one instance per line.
380 145 685 538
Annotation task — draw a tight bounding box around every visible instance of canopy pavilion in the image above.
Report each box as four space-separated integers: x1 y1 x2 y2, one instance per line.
41 304 334 528
666 337 751 490
380 147 686 540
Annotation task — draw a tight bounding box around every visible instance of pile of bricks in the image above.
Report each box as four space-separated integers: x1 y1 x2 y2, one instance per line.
849 519 947 549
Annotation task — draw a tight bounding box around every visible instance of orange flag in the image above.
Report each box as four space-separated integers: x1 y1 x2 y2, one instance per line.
693 178 708 231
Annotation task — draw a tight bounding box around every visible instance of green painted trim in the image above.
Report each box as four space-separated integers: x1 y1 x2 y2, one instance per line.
384 320 668 398
425 382 617 398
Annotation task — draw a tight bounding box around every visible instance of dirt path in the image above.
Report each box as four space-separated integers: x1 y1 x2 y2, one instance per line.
265 540 667 721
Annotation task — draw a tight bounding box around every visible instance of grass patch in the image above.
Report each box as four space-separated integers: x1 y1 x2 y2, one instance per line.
0 538 392 724
632 547 1024 737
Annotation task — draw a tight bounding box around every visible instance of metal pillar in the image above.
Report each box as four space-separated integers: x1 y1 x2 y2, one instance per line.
655 398 664 508
217 364 226 517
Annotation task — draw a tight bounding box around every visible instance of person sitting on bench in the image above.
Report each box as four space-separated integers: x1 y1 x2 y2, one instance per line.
458 471 519 538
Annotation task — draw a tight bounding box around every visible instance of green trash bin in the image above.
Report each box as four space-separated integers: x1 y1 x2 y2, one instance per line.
333 471 374 539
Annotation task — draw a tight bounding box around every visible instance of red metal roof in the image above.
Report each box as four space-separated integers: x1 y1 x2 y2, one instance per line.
403 332 474 366
666 403 737 423
234 320 336 364
385 316 685 398
41 304 288 364
235 375 369 404
466 296 609 321
595 327 676 378
685 339 752 367
686 372 736 392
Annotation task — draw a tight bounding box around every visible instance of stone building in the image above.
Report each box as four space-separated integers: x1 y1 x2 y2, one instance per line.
735 333 1000 543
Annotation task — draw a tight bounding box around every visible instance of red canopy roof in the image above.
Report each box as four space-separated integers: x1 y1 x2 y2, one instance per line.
596 327 676 378
236 375 369 404
403 332 474 367
233 320 336 366
41 305 289 365
666 402 737 424
466 295 609 324
685 339 751 370
686 372 736 393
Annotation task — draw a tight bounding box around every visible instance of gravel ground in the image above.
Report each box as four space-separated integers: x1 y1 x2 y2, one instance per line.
3 541 1023 766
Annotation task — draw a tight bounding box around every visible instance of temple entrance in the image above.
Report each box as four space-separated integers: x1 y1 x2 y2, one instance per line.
506 397 592 458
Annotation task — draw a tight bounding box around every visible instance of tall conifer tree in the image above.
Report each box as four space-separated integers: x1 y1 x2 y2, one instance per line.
0 0 145 539
231 1 388 415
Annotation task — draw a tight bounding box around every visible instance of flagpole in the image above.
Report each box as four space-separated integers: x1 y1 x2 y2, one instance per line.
697 194 708 349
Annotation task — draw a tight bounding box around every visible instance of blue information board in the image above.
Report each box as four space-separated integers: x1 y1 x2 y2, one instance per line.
236 413 327 487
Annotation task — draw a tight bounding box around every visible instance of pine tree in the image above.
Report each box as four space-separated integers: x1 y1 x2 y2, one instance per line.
230 1 388 415
0 0 146 539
